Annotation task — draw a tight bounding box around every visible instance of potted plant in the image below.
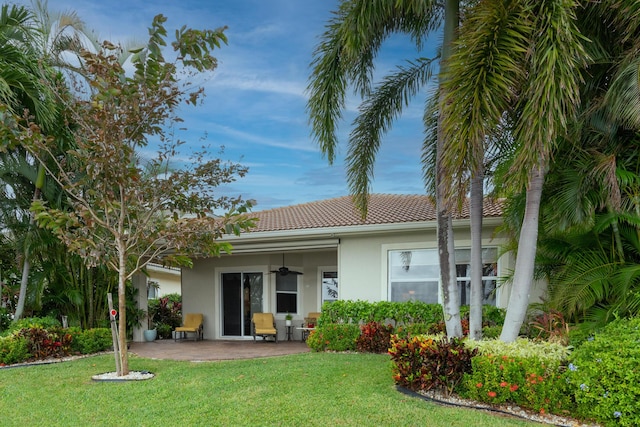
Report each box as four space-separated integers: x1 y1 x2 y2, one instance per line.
285 313 293 326
143 311 157 342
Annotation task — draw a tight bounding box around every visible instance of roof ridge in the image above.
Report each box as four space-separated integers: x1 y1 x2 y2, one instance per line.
247 194 503 233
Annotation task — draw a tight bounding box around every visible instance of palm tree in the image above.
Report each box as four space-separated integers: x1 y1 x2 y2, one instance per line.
535 0 640 329
307 0 465 337
0 1 98 321
440 0 589 341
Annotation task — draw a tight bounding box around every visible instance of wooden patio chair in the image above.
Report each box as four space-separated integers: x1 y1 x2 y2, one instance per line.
174 313 204 341
251 312 278 343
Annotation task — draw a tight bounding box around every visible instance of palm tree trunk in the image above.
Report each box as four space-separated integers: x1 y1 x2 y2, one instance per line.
469 172 484 340
14 165 45 321
500 166 545 342
436 0 462 338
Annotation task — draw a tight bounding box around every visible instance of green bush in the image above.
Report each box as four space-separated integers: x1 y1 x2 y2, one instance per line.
320 300 443 326
6 316 61 334
564 317 640 426
394 322 432 339
306 323 360 352
481 325 502 339
460 305 506 326
0 335 30 365
156 323 172 339
0 307 11 333
69 328 113 354
355 321 393 353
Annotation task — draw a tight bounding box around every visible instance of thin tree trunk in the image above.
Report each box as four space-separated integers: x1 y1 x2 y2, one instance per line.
117 239 129 376
500 166 545 342
469 172 484 340
435 0 462 338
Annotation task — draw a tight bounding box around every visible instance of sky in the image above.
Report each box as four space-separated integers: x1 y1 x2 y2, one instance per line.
13 0 438 211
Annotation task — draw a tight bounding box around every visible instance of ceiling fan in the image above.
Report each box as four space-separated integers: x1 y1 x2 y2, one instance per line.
270 253 303 276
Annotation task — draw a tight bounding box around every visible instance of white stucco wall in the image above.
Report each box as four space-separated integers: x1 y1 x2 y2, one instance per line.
183 218 545 341
337 222 509 305
182 250 337 340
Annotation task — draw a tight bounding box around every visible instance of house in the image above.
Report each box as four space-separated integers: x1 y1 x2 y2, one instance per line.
134 194 546 342
145 263 181 298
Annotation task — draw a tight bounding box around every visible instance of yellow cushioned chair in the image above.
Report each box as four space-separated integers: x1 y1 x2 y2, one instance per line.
252 312 278 343
174 313 204 341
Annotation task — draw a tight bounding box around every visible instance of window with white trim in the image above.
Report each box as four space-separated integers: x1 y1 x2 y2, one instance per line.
388 248 498 305
275 273 298 314
321 271 338 304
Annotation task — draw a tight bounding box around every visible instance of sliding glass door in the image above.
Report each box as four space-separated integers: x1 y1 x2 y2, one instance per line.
221 272 263 337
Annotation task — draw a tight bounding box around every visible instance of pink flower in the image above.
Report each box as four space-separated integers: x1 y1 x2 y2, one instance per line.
500 381 508 387
488 391 497 398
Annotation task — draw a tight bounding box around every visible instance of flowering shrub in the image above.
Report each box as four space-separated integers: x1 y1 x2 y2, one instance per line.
389 335 477 395
460 339 572 415
356 321 393 353
460 354 573 415
564 317 640 427
306 323 360 352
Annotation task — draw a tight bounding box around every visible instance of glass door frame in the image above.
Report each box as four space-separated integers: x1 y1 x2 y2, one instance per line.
218 266 269 339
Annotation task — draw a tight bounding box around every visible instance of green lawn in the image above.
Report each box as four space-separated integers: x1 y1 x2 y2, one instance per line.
0 352 543 426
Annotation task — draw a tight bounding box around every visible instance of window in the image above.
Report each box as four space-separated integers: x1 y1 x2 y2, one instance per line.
276 273 298 314
455 248 498 306
388 250 440 304
147 280 159 299
322 271 338 304
388 248 498 305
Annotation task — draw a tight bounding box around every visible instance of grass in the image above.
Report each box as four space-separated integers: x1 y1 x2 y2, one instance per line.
0 352 543 426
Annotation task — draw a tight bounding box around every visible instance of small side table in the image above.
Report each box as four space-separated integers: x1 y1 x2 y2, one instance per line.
297 327 316 342
285 325 293 341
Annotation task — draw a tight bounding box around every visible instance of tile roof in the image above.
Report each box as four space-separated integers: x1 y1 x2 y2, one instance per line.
249 194 503 233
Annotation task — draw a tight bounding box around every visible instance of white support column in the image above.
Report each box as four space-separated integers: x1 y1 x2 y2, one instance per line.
132 273 148 342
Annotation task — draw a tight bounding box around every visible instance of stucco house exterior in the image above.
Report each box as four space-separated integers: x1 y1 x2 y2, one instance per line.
134 194 546 342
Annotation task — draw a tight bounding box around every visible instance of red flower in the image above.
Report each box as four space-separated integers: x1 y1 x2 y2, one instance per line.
510 384 519 392
476 383 483 388
500 381 508 387
488 391 497 398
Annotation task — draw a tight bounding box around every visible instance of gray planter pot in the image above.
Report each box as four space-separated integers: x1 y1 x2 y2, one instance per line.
143 329 157 342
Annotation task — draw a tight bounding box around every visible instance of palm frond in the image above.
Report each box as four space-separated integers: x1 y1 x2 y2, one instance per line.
346 58 435 215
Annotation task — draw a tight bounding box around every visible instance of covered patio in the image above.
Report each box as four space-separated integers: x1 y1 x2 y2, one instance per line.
128 339 310 361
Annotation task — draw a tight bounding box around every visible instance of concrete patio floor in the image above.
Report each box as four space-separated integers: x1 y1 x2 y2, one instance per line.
128 339 310 361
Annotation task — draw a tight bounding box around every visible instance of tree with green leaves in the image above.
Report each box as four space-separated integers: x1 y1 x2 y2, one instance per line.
6 15 255 376
307 0 466 337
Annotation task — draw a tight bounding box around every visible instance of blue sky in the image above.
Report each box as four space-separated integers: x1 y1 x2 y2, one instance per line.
15 0 438 211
